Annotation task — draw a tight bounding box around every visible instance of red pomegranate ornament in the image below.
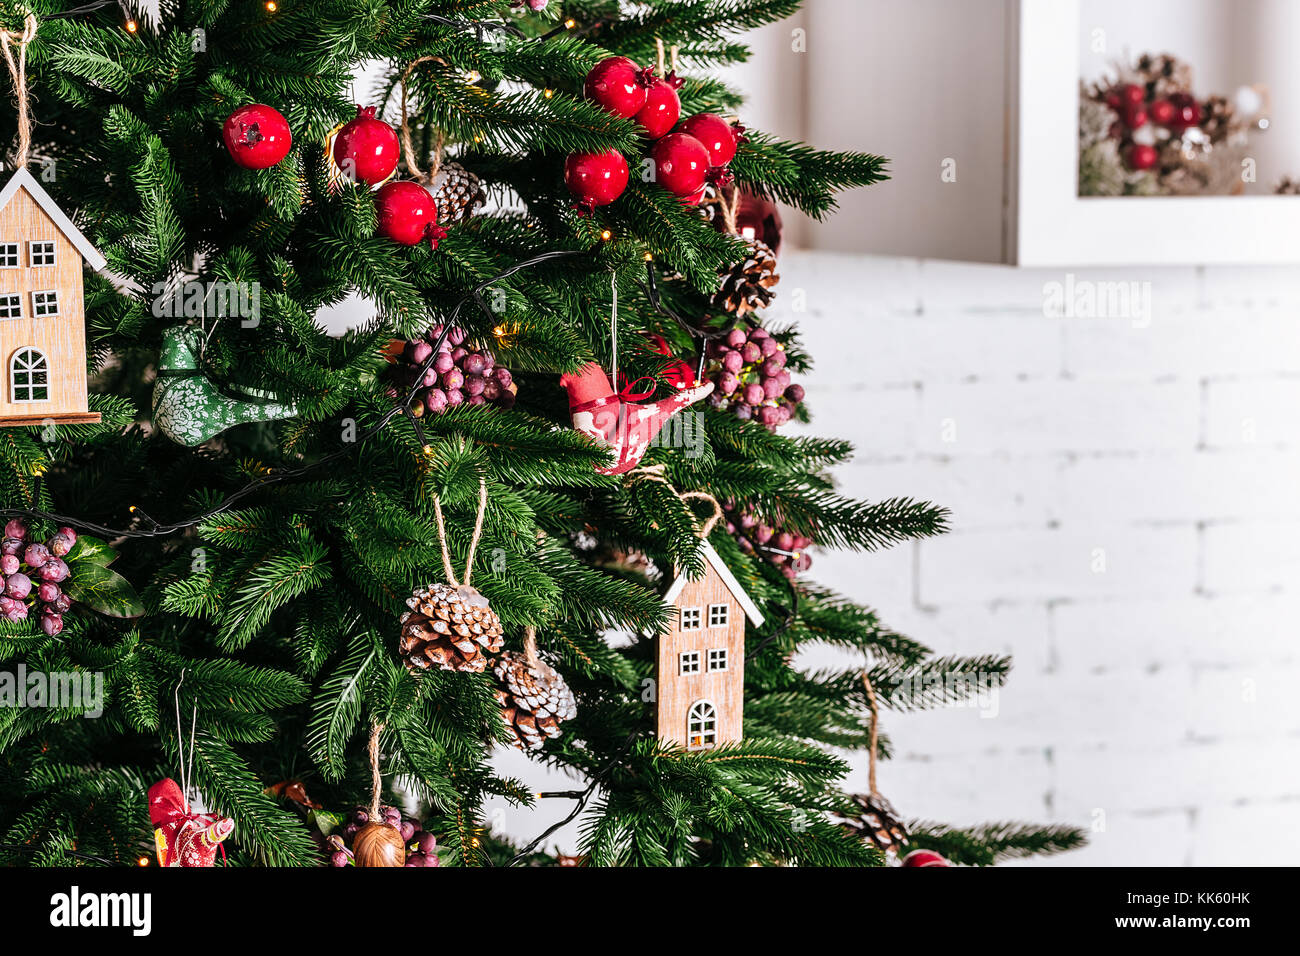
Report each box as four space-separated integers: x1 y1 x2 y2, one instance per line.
680 113 741 167
584 56 654 119
375 181 447 248
564 149 630 214
332 106 399 186
651 132 710 197
222 104 292 170
635 73 683 139
901 849 951 868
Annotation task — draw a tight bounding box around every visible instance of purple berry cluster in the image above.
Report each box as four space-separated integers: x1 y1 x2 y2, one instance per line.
1 519 74 634
722 501 813 580
329 804 440 868
388 324 517 417
705 322 804 428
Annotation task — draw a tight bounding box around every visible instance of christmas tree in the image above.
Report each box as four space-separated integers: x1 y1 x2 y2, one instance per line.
0 0 1084 868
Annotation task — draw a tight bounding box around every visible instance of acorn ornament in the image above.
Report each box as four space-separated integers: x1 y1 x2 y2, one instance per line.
331 105 399 186
352 821 406 867
222 103 292 169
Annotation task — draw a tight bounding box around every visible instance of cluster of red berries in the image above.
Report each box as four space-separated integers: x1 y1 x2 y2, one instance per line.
1102 82 1204 171
387 324 516 416
1 519 74 634
328 805 440 868
564 56 744 212
722 501 812 580
705 323 803 428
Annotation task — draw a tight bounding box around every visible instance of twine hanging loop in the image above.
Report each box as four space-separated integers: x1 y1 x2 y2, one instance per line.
1 13 37 169
399 55 446 183
432 478 489 587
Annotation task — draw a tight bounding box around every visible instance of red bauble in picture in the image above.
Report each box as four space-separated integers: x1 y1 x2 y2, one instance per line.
564 149 630 212
651 132 711 197
680 113 739 166
375 181 443 247
1119 82 1146 107
222 104 292 169
1148 98 1177 126
1167 92 1202 132
901 849 950 868
584 55 652 119
1127 143 1159 171
1121 104 1148 129
332 106 399 186
635 76 682 139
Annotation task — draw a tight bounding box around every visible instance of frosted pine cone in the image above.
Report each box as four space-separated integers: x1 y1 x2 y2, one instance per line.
838 792 910 860
712 239 779 317
399 583 504 673
493 650 576 750
429 162 486 225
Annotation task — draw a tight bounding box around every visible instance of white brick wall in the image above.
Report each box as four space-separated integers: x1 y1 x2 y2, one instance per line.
777 251 1300 866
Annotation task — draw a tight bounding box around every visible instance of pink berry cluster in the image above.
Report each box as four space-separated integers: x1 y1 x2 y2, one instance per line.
705 323 804 428
722 501 813 580
328 805 440 868
388 324 517 417
1 519 74 634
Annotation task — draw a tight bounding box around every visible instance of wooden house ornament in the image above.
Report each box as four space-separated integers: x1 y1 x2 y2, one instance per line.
656 539 763 750
0 167 104 427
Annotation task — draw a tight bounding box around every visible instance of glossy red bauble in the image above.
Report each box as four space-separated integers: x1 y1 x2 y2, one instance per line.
375 181 440 246
680 113 739 166
1127 143 1159 171
1119 83 1146 107
584 56 652 119
333 106 399 186
564 149 630 212
635 77 682 139
651 132 711 197
1121 104 1148 129
222 104 292 170
901 849 950 868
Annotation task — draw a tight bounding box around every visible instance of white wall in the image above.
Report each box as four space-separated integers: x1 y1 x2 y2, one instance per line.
777 251 1300 866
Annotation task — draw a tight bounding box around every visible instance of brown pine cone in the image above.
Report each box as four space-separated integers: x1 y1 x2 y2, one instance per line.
839 792 910 859
712 239 779 317
1134 52 1194 99
493 650 577 751
429 162 486 225
399 583 504 674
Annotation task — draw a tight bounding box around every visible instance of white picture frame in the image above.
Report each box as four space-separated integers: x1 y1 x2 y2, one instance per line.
1012 0 1300 266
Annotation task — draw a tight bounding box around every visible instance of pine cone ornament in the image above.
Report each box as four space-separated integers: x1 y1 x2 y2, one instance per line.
399 582 504 673
493 650 576 750
1134 52 1194 99
1200 94 1238 144
712 239 779 317
429 162 486 225
840 792 910 859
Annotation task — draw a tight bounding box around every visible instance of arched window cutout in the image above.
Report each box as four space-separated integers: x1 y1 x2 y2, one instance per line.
687 700 717 751
11 347 49 403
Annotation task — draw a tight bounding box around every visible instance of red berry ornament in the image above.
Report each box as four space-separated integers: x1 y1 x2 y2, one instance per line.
1127 143 1159 171
333 106 399 186
564 149 630 213
651 132 710 197
222 104 292 170
680 113 739 166
375 181 445 248
1121 104 1148 129
901 849 951 868
635 75 683 140
584 56 653 119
